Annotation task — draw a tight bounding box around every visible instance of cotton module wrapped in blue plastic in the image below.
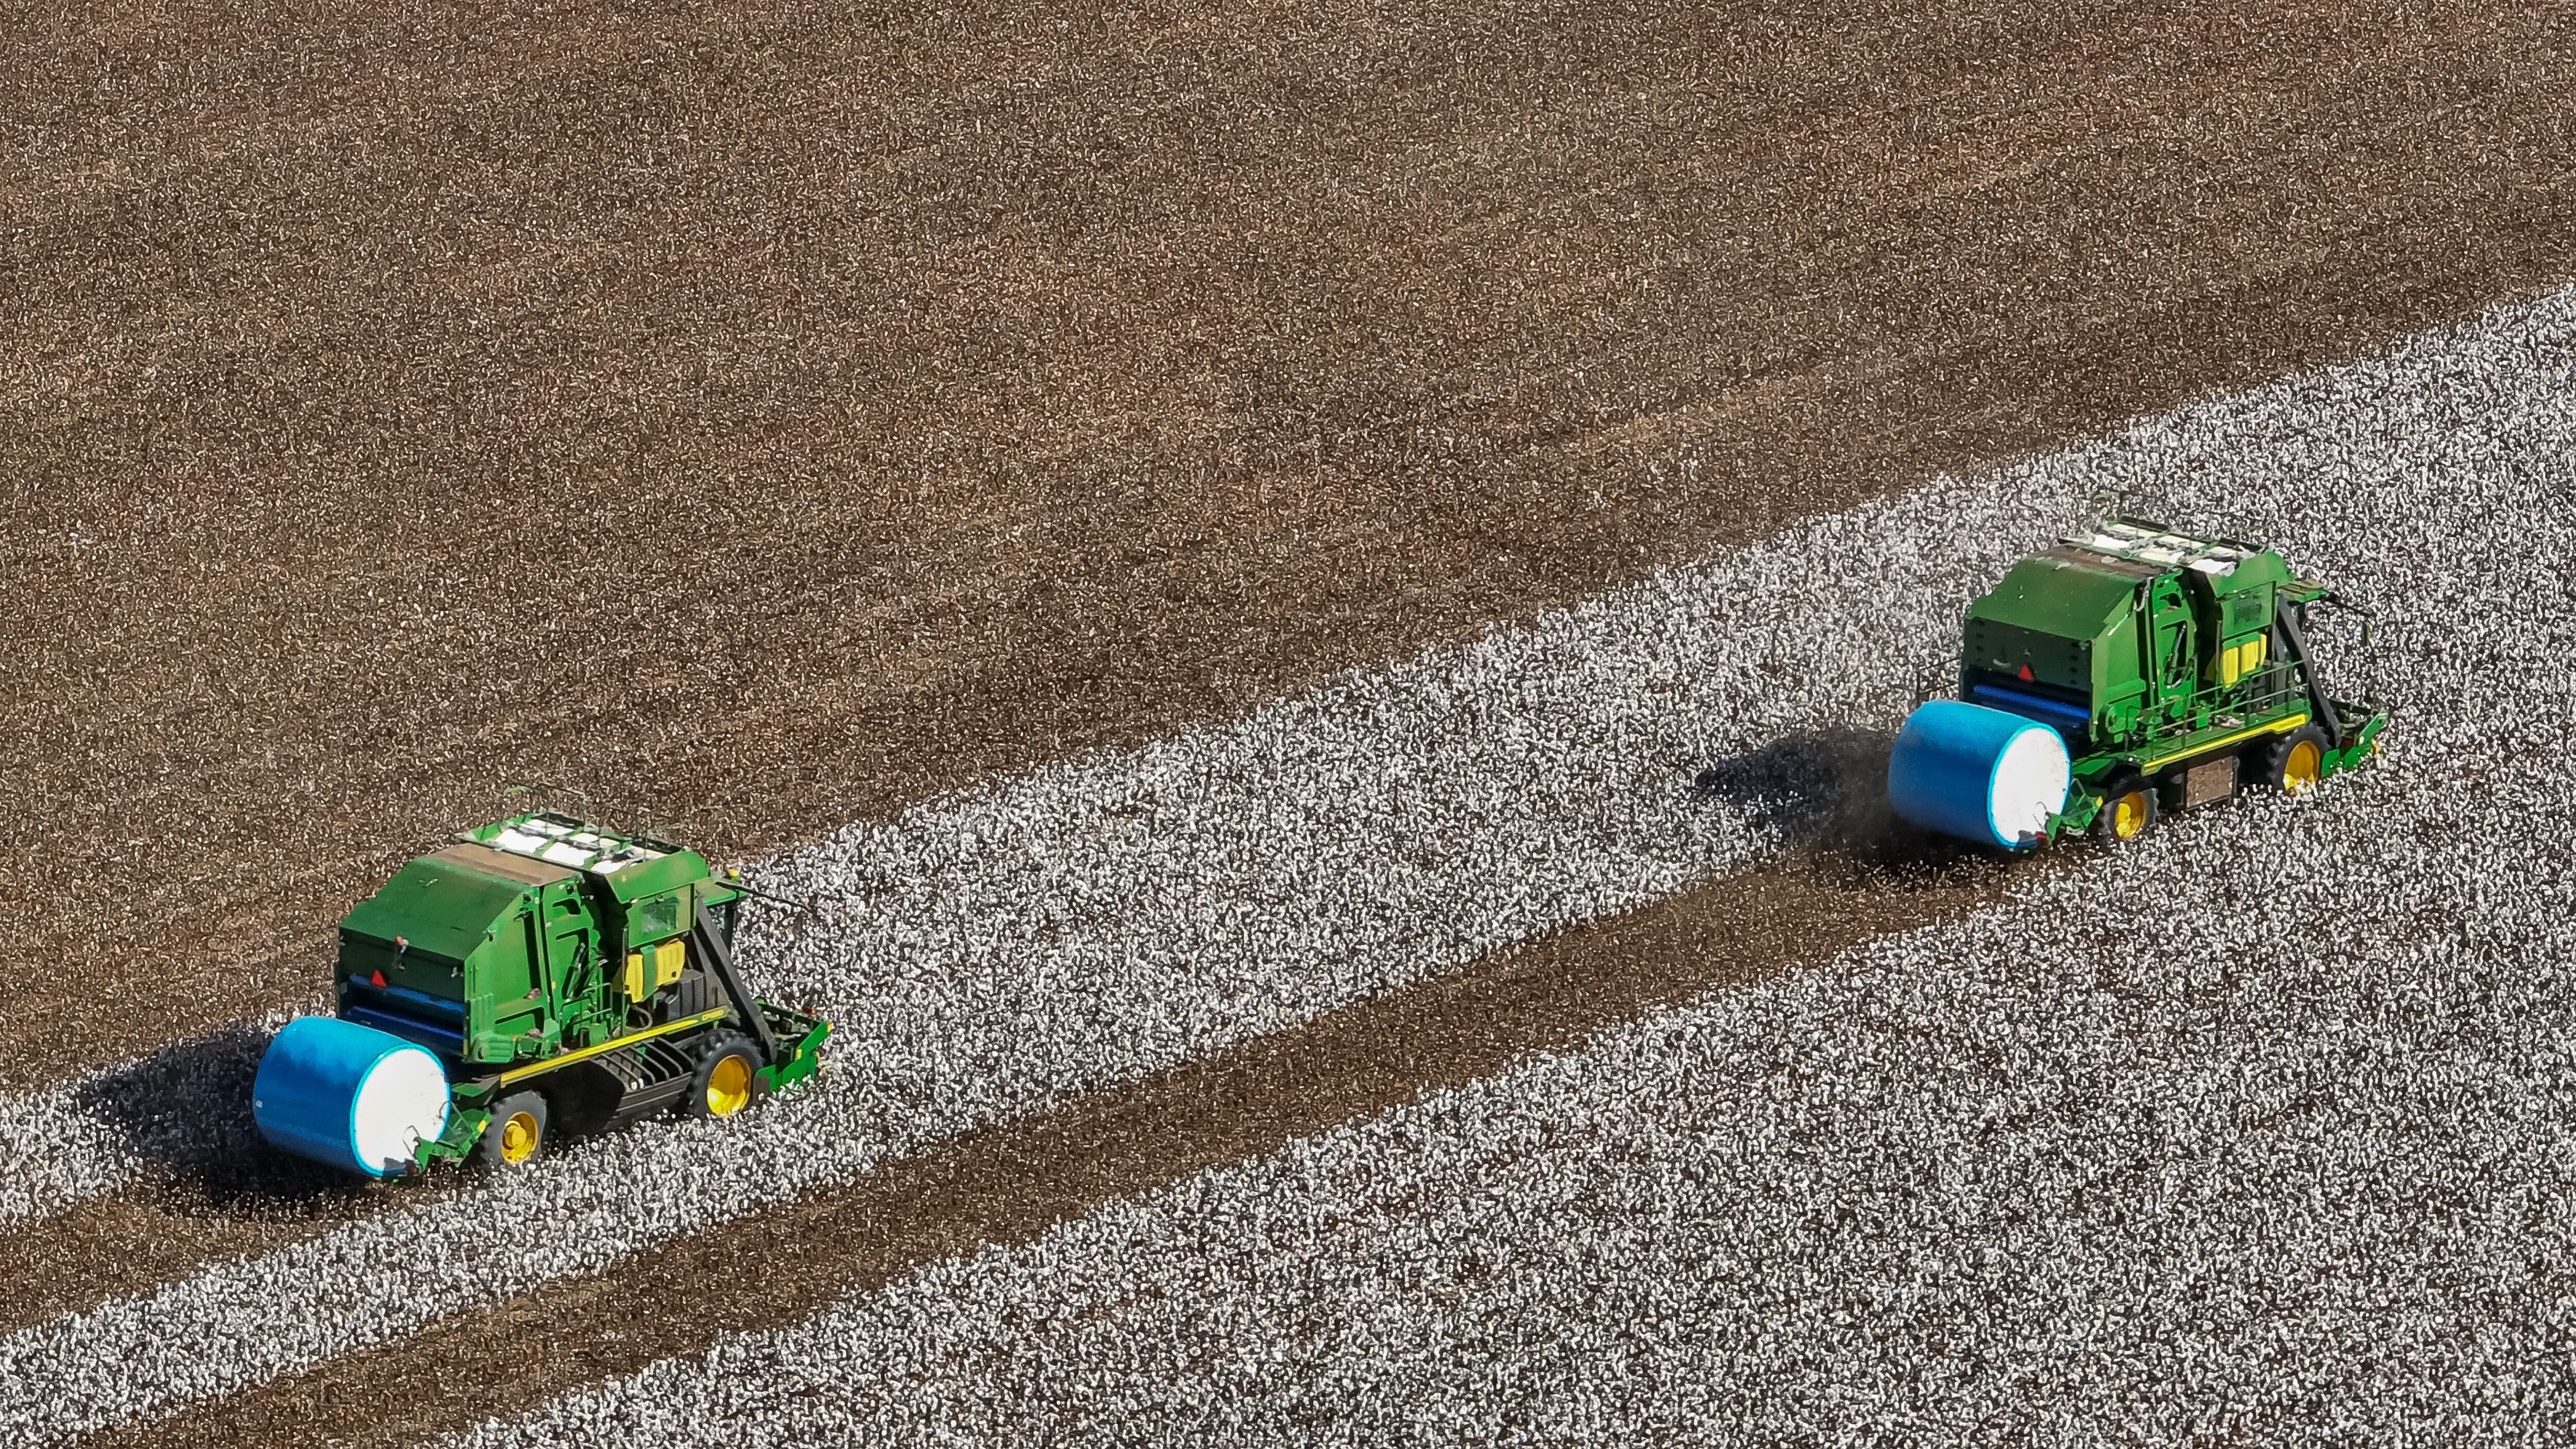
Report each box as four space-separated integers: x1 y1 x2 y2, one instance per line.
252 1016 452 1178
1887 699 2072 849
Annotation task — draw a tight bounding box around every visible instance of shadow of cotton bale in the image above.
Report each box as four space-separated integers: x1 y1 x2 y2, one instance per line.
69 1021 383 1215
1692 728 1881 838
68 1021 268 1170
1692 727 2019 890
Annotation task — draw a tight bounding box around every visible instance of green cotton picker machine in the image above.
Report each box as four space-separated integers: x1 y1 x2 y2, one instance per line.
252 814 828 1177
1889 520 2386 849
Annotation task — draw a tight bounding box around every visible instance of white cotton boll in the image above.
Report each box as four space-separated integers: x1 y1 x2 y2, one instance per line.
0 343 2089 1438
447 282 2576 1448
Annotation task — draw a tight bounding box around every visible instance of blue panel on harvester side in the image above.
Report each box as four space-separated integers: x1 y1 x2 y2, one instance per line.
1968 682 2092 732
341 1002 467 1056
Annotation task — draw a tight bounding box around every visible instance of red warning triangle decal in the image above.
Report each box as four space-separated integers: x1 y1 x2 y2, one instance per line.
370 969 388 987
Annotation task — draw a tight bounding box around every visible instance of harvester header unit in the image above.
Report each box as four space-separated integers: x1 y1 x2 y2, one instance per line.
1889 520 2386 848
253 813 828 1177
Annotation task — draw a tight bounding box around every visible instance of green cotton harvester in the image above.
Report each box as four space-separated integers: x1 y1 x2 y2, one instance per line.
251 814 828 1177
1888 520 2387 850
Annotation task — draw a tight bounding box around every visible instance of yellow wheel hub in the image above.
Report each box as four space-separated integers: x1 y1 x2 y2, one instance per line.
2283 740 2323 793
499 1111 540 1164
2112 792 2149 841
706 1054 753 1117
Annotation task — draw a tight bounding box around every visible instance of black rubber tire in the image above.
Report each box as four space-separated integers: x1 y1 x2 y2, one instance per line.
687 1031 762 1120
2092 773 2159 846
476 1089 550 1169
2255 724 2331 794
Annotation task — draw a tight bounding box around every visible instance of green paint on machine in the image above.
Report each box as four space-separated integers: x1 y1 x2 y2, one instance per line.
1895 519 2389 849
275 811 830 1175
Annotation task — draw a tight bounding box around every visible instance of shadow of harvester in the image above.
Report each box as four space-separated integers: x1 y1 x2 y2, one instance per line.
69 1020 387 1214
1690 726 2023 889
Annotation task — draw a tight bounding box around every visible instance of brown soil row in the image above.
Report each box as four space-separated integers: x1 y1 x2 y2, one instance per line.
0 727 1876 1340
0 1148 457 1337
6 0 2569 1084
101 837 2036 1449
2 1195 338 1336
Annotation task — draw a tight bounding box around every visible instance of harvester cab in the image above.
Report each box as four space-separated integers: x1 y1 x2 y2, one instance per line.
251 813 828 1178
1889 520 2386 850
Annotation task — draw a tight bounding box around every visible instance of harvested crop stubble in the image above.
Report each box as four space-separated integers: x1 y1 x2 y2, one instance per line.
8 0 2573 1085
0 449 2063 1236
0 466 2096 1440
449 284 2576 1445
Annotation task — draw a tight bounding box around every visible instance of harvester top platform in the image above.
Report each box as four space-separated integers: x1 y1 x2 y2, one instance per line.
469 812 708 902
2064 519 2264 574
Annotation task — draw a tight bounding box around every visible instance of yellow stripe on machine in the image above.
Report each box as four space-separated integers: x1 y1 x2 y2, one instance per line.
2138 712 2308 774
495 1007 733 1087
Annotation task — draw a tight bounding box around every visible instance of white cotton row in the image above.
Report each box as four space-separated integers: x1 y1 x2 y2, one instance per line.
0 419 2089 1440
443 283 2576 1446
0 1089 153 1225
0 1014 308 1225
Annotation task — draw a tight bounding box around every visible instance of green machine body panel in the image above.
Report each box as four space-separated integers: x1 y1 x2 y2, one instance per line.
318 811 829 1173
1934 519 2386 842
335 843 582 1065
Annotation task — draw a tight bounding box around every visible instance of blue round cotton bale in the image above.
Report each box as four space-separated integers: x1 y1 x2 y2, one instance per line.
1888 700 2073 849
251 1016 452 1178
